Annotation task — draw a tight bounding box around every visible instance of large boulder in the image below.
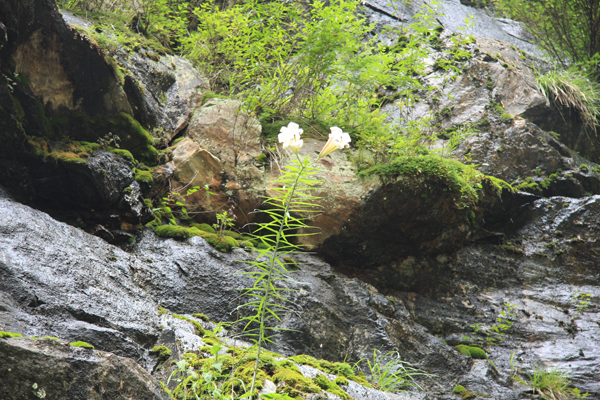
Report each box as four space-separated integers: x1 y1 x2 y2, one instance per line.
0 337 168 400
0 191 160 365
187 98 262 165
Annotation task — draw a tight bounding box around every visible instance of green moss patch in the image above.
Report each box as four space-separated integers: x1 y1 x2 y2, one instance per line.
190 223 216 234
109 113 158 164
359 154 510 206
153 224 232 252
0 331 23 338
150 345 172 364
455 345 487 359
108 147 135 163
192 313 211 322
27 137 101 164
154 225 195 240
452 385 477 399
313 374 351 399
70 341 94 349
133 167 154 190
289 354 371 388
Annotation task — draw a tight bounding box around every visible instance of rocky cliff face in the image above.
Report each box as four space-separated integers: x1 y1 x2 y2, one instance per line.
1 0 600 399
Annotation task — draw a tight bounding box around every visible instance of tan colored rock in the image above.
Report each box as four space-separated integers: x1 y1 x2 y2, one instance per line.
187 98 262 165
269 138 379 249
14 30 75 110
168 138 224 212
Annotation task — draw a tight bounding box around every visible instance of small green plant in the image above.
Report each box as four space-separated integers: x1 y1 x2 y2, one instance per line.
513 364 588 400
356 350 433 392
214 210 236 237
570 291 592 316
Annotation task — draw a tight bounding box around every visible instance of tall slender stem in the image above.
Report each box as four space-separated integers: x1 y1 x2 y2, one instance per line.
249 154 308 396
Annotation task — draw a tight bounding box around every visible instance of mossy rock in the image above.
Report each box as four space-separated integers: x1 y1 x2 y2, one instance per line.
192 313 210 322
150 345 171 364
222 230 243 240
134 168 154 187
452 385 477 399
467 346 487 359
109 112 158 164
313 374 351 400
172 314 206 337
191 223 216 234
204 233 231 253
27 137 100 164
240 240 255 249
223 236 239 248
0 331 23 338
108 147 135 163
154 225 194 240
273 368 321 395
70 341 94 349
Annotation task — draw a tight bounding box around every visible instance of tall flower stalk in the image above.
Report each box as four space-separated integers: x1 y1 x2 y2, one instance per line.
241 123 350 396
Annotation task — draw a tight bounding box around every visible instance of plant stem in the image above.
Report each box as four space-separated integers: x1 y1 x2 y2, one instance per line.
249 153 308 396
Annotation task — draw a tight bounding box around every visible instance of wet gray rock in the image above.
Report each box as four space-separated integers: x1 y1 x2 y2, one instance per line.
390 196 600 398
118 52 210 144
0 337 168 400
364 0 540 56
131 230 470 382
0 194 160 366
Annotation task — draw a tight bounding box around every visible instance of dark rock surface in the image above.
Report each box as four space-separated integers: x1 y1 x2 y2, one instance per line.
0 337 168 400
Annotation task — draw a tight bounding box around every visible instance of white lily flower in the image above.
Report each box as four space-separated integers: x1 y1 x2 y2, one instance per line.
318 126 351 158
278 122 304 154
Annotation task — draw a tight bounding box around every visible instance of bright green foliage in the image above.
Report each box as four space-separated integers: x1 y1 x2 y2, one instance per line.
213 211 236 237
70 341 94 349
356 350 432 392
571 291 592 315
0 331 23 338
238 154 323 394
